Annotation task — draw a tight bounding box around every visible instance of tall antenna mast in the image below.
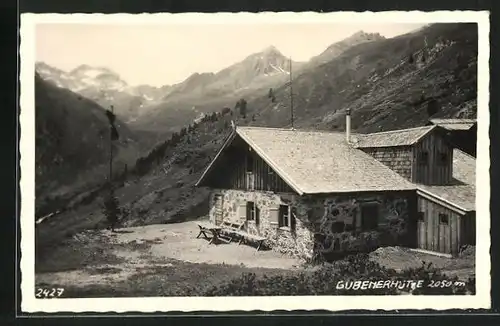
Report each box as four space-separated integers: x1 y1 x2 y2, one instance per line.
109 105 114 187
289 57 294 129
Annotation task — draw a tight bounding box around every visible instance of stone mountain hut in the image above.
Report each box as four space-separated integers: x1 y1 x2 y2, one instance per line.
195 111 476 259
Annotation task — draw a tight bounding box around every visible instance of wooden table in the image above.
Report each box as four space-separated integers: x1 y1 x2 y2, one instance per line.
195 221 229 245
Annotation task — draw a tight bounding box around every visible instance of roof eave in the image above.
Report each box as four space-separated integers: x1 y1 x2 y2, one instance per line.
416 188 472 215
194 130 237 187
301 187 416 195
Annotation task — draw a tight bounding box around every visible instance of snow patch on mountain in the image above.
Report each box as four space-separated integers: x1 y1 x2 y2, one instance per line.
35 62 164 104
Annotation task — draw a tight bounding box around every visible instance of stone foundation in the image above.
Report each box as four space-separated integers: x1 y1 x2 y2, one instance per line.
209 189 314 259
209 189 415 260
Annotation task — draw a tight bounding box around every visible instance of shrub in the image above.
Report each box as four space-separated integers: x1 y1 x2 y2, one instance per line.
102 188 121 232
203 253 475 296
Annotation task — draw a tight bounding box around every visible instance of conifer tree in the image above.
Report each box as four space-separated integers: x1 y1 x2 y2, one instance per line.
102 187 120 232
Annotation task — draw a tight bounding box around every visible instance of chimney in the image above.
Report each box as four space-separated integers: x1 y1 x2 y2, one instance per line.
345 108 351 143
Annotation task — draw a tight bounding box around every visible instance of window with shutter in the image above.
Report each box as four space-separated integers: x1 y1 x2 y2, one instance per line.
246 153 254 172
279 205 289 227
438 152 448 166
246 201 255 221
418 151 429 166
439 213 449 225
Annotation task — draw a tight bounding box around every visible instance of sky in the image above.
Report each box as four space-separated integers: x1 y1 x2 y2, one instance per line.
36 22 425 87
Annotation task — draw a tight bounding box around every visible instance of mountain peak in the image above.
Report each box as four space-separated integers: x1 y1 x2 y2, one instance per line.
69 64 117 78
348 30 385 41
262 45 280 54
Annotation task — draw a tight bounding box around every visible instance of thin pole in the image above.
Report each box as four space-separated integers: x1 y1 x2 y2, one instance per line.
109 105 114 187
289 57 294 129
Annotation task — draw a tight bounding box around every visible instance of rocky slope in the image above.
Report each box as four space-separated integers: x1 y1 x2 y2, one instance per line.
245 23 477 132
307 31 385 67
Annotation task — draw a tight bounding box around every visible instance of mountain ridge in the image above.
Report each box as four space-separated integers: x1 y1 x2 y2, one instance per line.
128 31 379 134
35 62 171 122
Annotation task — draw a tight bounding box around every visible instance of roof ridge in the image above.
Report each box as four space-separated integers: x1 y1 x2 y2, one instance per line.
360 125 434 136
237 126 349 135
430 118 477 123
237 126 294 131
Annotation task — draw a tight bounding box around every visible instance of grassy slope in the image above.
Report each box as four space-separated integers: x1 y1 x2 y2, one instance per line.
35 112 234 254
34 75 150 216
35 23 478 260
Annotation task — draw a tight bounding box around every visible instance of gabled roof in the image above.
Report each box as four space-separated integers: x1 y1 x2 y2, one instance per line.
452 148 476 185
197 126 416 195
353 126 436 148
428 118 477 131
416 149 476 213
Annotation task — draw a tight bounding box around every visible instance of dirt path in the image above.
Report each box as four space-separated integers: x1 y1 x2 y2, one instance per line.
36 221 303 292
106 223 303 269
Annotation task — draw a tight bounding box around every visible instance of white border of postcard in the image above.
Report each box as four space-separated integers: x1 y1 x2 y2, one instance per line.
20 10 491 313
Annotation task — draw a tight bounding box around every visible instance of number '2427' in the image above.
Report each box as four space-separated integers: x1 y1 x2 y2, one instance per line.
35 288 64 298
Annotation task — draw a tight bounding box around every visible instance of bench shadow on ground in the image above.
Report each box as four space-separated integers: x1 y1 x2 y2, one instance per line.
197 235 272 252
113 230 134 234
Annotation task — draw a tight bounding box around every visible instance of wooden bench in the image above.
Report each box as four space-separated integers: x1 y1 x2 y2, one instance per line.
221 220 244 232
219 220 245 242
195 221 231 245
233 230 267 251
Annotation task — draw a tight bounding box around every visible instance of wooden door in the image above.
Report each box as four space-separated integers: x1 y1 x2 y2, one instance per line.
437 213 451 254
213 194 224 225
416 212 427 249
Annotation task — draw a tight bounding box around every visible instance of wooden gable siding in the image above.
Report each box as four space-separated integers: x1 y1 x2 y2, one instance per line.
361 147 413 180
412 130 453 185
204 135 294 193
416 195 473 256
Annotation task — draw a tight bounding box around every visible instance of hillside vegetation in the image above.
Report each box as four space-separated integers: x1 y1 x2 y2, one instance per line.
36 109 234 252
35 74 142 215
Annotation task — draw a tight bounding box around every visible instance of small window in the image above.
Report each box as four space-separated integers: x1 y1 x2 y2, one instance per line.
331 221 345 233
417 212 425 222
439 152 448 165
279 205 289 227
246 154 254 173
361 204 379 231
245 202 260 224
246 202 255 221
418 151 429 166
439 213 449 225
279 205 296 231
